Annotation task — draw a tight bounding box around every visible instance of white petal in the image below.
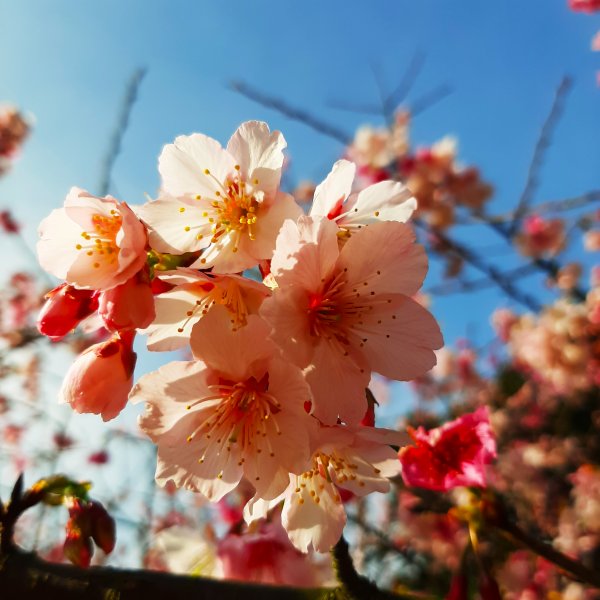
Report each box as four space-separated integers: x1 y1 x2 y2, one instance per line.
341 180 416 227
310 160 356 218
159 133 236 198
282 477 346 553
226 121 286 199
138 196 213 254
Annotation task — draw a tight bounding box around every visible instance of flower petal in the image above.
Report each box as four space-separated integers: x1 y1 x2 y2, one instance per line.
310 160 356 218
354 294 443 380
159 133 236 198
338 221 428 297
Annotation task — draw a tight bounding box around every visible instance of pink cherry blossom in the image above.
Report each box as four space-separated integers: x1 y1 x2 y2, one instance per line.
217 519 323 587
132 308 315 502
142 268 270 351
399 406 497 491
244 424 406 553
37 188 147 291
60 330 137 421
261 216 443 425
139 121 302 273
310 159 417 236
515 214 565 259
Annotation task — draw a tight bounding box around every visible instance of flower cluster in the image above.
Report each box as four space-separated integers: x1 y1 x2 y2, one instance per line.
0 106 29 176
494 293 600 394
344 114 493 231
36 121 443 552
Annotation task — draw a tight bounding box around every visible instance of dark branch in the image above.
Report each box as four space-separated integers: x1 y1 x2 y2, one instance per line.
0 547 346 600
415 219 543 311
229 80 352 145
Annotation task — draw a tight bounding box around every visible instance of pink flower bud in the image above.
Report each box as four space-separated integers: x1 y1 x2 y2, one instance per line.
37 284 99 341
60 330 137 421
98 270 155 332
0 210 20 233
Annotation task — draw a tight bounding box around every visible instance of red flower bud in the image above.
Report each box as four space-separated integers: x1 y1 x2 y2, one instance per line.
37 284 99 341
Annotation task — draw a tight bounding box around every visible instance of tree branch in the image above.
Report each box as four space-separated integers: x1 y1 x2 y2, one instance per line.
0 547 347 600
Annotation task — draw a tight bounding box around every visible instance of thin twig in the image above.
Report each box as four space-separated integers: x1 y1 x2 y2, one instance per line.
230 80 351 145
98 68 146 197
416 219 543 311
456 191 600 225
498 520 600 588
385 50 426 111
426 264 538 296
409 84 453 117
509 76 572 236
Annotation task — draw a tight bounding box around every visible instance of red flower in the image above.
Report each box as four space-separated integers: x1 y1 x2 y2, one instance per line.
569 0 600 12
399 406 497 491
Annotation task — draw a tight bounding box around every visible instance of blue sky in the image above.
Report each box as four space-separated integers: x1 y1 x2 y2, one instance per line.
1 0 599 350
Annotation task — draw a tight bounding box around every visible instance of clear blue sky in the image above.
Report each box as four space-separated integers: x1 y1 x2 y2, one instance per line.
1 0 599 349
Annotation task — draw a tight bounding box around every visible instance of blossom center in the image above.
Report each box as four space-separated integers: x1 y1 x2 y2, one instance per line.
75 211 122 269
175 279 252 334
185 373 283 470
202 167 261 250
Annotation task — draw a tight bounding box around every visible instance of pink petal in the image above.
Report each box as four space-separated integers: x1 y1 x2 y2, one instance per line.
138 196 213 254
338 221 428 297
282 479 346 553
355 294 442 380
190 308 276 380
270 216 339 290
305 338 370 426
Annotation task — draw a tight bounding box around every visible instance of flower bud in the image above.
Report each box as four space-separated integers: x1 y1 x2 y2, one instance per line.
60 330 137 421
63 520 93 568
88 501 116 554
37 284 99 341
98 270 155 332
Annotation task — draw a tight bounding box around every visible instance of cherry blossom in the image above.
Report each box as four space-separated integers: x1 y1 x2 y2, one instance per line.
142 268 270 351
399 406 497 491
261 216 443 425
309 159 417 237
132 308 315 501
244 424 405 553
37 187 147 291
139 121 301 273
